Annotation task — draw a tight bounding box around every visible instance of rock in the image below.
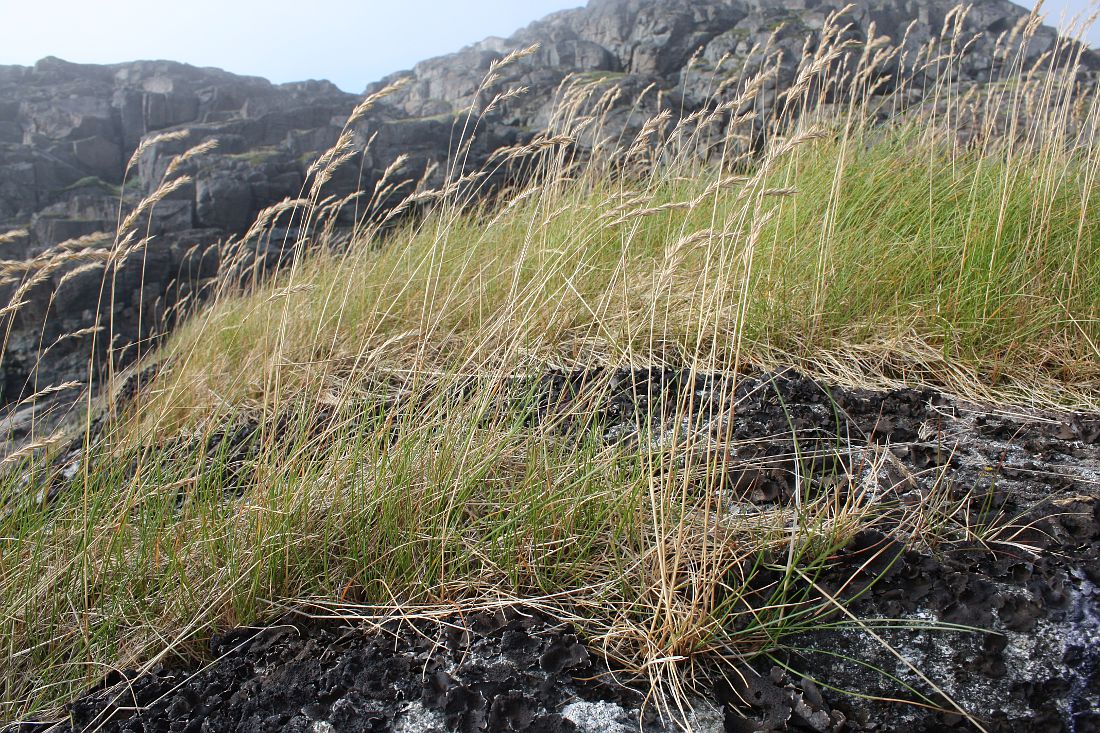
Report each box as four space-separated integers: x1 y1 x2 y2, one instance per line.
70 137 123 180
195 171 254 232
34 609 718 733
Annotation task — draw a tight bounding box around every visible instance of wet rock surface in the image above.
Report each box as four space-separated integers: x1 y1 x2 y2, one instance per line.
8 369 1099 732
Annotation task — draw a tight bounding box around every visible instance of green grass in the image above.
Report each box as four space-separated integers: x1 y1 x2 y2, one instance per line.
3 378 899 717
1 8 1098 725
59 176 121 196
228 146 286 166
147 125 1098 428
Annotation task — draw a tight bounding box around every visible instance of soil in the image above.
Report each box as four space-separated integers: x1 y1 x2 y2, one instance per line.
5 368 1099 732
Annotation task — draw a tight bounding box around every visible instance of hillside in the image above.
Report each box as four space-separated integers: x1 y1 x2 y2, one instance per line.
0 0 1093 408
1 1 1099 732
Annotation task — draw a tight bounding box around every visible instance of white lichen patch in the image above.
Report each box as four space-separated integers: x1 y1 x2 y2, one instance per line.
682 700 726 732
562 700 634 733
393 701 449 733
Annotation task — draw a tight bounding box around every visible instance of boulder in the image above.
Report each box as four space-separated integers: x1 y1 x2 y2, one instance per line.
70 136 122 180
195 170 254 232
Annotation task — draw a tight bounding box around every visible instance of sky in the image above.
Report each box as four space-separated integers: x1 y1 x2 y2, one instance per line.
0 0 1096 94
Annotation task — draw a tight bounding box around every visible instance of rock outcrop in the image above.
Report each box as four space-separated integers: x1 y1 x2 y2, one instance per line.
0 58 359 410
0 0 1095 414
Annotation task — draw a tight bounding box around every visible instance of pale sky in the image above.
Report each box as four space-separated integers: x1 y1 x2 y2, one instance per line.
0 0 1095 93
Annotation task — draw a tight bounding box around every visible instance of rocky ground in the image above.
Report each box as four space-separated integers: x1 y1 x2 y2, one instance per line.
5 368 1098 733
9 609 726 733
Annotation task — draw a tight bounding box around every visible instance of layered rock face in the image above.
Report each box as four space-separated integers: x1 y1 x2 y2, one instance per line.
0 59 356 250
369 0 1082 136
0 58 359 409
0 0 1093 414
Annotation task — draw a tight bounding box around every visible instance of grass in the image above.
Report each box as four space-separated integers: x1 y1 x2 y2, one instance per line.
59 177 122 197
227 146 285 166
1 4 1098 727
147 127 1098 426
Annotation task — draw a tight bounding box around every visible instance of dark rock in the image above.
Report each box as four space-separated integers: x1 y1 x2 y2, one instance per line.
29 610 715 733
195 170 253 232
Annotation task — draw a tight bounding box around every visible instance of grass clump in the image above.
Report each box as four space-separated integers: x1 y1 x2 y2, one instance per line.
59 176 121 196
1 4 1097 726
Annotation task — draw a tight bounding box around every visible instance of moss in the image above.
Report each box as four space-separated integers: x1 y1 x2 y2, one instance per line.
228 146 284 166
574 70 628 84
60 176 121 196
764 10 810 33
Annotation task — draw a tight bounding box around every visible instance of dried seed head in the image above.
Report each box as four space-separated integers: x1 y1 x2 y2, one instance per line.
127 130 190 172
489 43 540 75
165 139 220 179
